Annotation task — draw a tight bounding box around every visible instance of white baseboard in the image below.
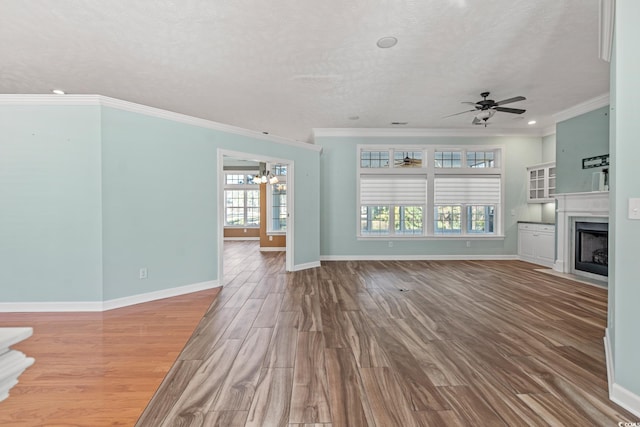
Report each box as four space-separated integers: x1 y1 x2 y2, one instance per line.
259 247 286 252
320 254 519 261
604 328 640 418
102 280 220 311
0 280 220 313
611 383 640 418
292 261 321 271
604 329 614 393
224 237 260 241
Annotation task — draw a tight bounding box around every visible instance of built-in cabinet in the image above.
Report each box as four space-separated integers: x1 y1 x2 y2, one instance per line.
527 162 556 203
518 223 555 267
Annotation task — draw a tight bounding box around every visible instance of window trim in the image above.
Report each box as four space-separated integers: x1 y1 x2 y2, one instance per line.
356 144 505 239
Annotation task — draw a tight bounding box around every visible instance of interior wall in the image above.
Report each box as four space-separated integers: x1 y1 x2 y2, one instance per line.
101 107 219 300
0 105 103 302
317 135 542 257
556 106 610 194
0 100 321 304
224 228 259 238
611 0 640 402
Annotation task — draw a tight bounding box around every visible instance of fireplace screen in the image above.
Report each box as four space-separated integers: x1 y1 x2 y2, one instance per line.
575 222 608 277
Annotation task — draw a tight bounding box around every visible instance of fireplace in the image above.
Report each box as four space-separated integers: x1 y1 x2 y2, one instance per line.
574 222 608 277
554 191 609 282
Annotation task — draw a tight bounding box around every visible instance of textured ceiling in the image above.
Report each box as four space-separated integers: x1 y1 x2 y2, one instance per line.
0 0 608 142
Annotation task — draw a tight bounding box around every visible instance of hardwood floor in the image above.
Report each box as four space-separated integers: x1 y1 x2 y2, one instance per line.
139 241 636 426
1 241 636 426
0 287 219 426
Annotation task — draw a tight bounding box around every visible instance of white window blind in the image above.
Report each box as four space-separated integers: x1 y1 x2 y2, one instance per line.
434 176 501 204
360 176 427 205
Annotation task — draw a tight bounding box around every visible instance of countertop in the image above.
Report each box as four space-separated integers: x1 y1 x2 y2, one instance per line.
517 221 556 225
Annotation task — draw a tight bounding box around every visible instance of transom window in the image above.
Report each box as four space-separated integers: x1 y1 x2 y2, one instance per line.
358 145 502 238
360 151 390 168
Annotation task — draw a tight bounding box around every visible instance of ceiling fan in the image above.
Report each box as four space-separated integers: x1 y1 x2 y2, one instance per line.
394 154 422 167
444 91 526 127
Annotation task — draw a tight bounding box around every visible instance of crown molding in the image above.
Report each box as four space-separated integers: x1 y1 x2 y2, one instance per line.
0 94 322 153
541 126 556 137
552 93 610 123
312 127 547 139
0 94 102 105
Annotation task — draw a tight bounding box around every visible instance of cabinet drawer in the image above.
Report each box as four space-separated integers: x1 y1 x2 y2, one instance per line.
518 223 555 233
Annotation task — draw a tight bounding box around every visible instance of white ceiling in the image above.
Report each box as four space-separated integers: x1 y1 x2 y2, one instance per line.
0 0 609 142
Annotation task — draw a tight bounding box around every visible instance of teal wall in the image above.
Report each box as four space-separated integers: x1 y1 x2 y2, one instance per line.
0 103 320 303
611 0 640 399
317 135 542 257
556 107 610 194
0 106 103 301
101 108 219 300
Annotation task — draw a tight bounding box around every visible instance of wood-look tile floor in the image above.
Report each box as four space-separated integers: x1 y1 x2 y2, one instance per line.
139 241 637 426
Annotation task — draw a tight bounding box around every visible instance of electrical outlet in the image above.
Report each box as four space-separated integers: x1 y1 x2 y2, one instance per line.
243 228 247 233
269 235 273 241
466 241 471 248
388 241 393 248
139 268 148 279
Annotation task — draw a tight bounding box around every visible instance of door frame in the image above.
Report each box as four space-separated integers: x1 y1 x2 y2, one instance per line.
217 149 294 283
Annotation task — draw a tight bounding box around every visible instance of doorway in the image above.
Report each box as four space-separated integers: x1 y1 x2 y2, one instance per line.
217 149 294 284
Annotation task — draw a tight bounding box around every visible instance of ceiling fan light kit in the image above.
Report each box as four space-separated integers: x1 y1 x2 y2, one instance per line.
445 91 527 126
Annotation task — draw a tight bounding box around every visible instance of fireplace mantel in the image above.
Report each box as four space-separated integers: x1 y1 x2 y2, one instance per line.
554 191 609 274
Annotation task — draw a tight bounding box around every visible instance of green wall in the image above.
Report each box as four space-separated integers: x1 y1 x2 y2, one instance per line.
318 135 542 257
0 106 103 301
556 106 610 194
0 103 320 303
611 0 640 401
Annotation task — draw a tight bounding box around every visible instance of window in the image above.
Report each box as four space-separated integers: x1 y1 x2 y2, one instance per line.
358 145 503 238
360 150 390 168
267 164 287 233
467 205 495 233
435 151 462 168
435 206 461 234
395 206 423 234
466 151 495 168
361 206 390 235
359 174 428 236
224 171 260 226
433 176 500 235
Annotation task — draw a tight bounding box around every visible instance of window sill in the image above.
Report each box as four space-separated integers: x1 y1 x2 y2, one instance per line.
225 225 260 229
267 231 286 236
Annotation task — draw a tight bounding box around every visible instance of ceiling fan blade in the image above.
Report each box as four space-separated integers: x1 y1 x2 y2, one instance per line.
443 109 476 118
461 102 478 106
472 117 481 125
494 107 526 114
495 96 526 106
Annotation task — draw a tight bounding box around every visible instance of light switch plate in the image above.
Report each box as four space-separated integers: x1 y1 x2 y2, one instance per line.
629 198 640 220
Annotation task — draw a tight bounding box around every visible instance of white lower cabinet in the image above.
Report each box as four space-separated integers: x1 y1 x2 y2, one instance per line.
518 223 555 267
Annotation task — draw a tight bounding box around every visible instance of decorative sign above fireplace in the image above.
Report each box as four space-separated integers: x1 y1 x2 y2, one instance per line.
582 154 609 169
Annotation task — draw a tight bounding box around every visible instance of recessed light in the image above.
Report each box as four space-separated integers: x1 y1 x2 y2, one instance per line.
528 120 537 125
377 36 398 49
391 121 408 125
52 89 65 95
348 116 360 120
